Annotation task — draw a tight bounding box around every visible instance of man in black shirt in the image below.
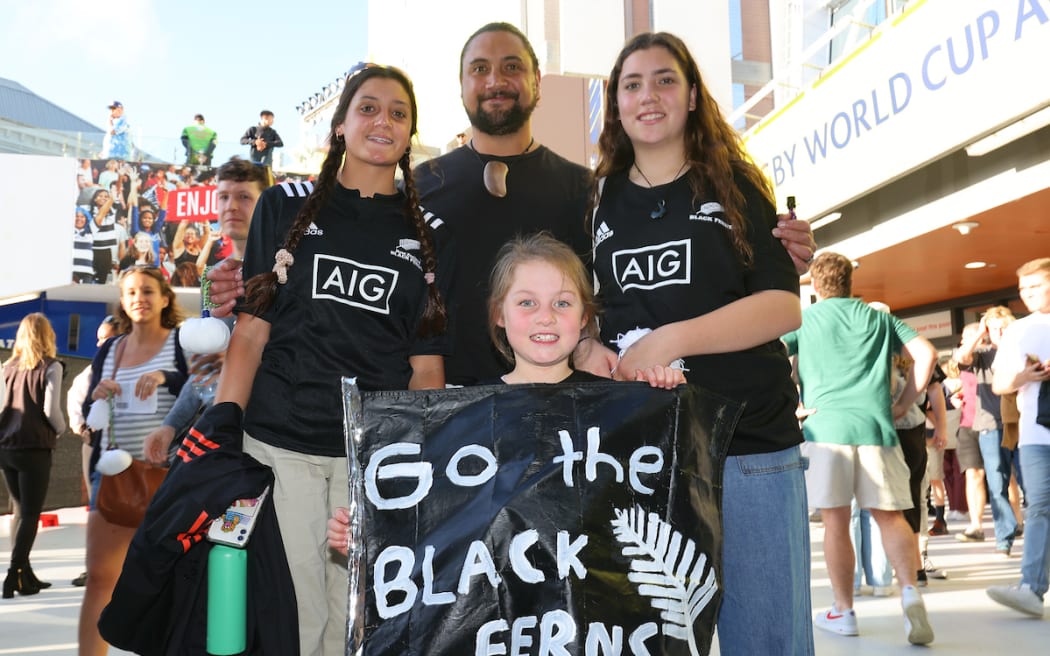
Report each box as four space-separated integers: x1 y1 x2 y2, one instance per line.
240 110 283 167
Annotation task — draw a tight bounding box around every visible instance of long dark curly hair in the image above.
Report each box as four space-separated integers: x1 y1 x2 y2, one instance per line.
593 32 776 266
242 65 446 337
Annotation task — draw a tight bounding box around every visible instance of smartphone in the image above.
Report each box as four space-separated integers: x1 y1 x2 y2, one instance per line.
786 195 797 221
207 486 270 548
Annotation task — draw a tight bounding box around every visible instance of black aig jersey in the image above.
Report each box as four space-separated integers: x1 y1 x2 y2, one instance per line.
238 181 455 456
592 170 802 456
415 145 592 386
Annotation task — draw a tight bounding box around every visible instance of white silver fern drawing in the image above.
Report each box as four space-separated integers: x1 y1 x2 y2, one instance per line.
611 505 718 656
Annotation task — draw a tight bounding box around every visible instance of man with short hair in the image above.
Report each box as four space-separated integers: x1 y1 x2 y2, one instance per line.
141 157 272 463
782 252 938 645
180 113 217 166
987 257 1050 617
100 101 132 160
240 110 283 167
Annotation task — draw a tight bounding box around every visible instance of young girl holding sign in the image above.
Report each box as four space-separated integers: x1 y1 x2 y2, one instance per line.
327 232 683 552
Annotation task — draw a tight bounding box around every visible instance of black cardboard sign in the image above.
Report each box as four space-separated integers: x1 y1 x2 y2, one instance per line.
343 381 740 656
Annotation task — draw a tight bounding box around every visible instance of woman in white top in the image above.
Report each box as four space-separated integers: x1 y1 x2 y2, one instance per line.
78 266 187 655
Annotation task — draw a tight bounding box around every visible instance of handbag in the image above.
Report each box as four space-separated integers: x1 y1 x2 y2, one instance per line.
97 458 168 528
1037 381 1050 429
93 335 169 528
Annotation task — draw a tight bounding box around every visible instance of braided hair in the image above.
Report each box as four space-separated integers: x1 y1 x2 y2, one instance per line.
242 65 446 337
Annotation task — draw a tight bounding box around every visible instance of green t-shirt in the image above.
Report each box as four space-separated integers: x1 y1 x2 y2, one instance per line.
782 297 918 447
182 124 216 154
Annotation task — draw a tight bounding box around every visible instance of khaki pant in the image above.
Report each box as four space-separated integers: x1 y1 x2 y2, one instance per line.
244 433 349 656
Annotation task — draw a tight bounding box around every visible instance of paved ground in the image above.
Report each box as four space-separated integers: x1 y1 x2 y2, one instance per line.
1 506 1045 654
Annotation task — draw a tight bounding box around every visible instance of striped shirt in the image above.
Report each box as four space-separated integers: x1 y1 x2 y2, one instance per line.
101 333 178 460
73 228 94 278
91 207 117 251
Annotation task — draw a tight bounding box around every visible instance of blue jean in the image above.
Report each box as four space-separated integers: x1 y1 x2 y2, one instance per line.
719 445 814 655
88 469 102 510
1019 445 1050 598
978 429 1019 549
851 501 892 587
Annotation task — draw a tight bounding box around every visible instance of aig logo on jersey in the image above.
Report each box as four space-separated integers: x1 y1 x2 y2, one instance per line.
612 239 691 291
313 254 399 314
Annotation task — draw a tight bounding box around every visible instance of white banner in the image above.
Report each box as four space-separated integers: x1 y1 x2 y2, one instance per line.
744 0 1050 218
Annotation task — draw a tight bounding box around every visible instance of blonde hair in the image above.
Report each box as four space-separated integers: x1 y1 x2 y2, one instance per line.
982 305 1015 327
1017 257 1050 278
5 313 57 370
487 232 597 364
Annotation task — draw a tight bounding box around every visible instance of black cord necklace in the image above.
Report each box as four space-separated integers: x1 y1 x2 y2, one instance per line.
633 160 688 219
470 138 535 198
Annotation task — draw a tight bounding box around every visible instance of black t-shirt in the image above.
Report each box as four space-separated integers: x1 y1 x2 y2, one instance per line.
592 170 802 456
173 242 221 269
415 145 592 386
478 369 608 386
237 181 456 456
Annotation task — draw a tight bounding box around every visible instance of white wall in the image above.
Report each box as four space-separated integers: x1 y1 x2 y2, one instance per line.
0 154 76 299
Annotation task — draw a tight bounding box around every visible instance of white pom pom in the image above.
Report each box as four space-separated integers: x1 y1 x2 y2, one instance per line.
86 399 111 431
613 327 652 358
180 316 230 354
96 448 133 475
613 327 688 372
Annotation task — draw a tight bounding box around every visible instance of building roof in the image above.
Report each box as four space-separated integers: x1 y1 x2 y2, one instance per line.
0 77 103 133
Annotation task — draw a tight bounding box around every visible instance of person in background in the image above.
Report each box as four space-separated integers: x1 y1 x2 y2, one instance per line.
171 221 221 277
66 316 123 588
939 360 968 522
87 188 117 285
118 232 157 271
73 207 96 284
1 313 65 598
927 364 955 537
987 257 1050 617
783 252 937 645
97 160 119 193
100 101 132 160
180 113 217 166
954 306 1019 556
240 110 283 167
141 158 271 463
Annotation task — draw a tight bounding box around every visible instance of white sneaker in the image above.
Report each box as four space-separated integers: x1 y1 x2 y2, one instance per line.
814 606 858 636
987 584 1045 618
946 509 969 522
901 586 934 645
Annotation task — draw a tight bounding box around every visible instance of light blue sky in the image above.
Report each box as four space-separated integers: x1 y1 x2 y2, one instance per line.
0 0 368 165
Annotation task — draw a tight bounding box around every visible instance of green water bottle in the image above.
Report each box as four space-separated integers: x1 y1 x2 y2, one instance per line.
207 544 247 655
